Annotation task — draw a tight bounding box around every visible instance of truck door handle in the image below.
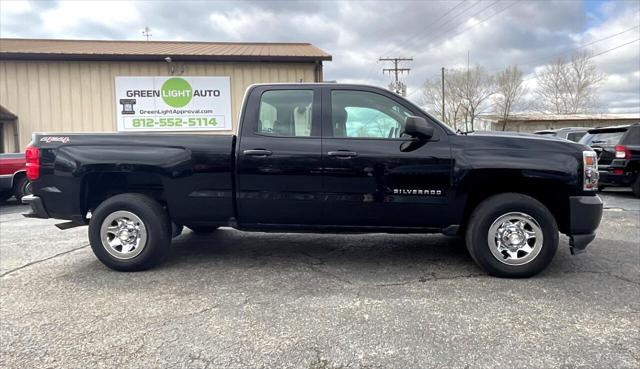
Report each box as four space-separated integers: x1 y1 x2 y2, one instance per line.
328 151 358 158
243 149 272 157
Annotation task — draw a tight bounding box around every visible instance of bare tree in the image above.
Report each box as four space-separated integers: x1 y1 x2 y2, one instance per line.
455 65 496 131
494 65 527 131
421 66 494 131
535 51 605 114
421 76 466 130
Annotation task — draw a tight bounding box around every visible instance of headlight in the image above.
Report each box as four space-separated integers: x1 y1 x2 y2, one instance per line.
583 150 599 191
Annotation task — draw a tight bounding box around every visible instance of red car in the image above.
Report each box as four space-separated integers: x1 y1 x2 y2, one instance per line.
0 153 31 203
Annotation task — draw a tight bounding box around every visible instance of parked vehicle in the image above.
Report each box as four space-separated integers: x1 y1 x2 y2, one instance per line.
22 84 603 277
580 124 640 196
0 153 31 203
534 127 588 142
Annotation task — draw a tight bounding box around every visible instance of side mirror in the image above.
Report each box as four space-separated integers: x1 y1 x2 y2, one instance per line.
404 116 434 140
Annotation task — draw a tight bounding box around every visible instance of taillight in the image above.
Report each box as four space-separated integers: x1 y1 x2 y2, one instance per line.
25 145 39 181
583 150 598 191
614 145 630 159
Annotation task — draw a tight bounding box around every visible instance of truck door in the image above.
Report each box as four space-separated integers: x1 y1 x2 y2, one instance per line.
321 87 453 228
236 85 324 225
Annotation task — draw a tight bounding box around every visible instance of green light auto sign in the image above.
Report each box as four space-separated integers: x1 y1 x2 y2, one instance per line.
114 76 232 132
161 78 193 108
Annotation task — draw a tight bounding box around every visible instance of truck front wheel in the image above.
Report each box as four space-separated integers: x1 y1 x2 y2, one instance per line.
465 193 559 278
88 193 171 271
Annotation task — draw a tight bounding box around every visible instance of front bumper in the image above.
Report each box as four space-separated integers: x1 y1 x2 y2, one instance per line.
22 195 50 219
0 174 13 191
567 195 603 254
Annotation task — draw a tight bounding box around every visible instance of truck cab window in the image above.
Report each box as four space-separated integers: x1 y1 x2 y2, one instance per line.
331 90 412 138
258 90 314 137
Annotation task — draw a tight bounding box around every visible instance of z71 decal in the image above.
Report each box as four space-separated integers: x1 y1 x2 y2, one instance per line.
40 136 70 144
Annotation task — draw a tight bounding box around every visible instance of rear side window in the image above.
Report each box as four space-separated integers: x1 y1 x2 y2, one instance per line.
589 131 626 145
621 126 640 145
257 90 314 137
579 133 594 145
566 132 586 142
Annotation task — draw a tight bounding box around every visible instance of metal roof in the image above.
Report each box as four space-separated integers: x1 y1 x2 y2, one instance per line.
0 38 332 62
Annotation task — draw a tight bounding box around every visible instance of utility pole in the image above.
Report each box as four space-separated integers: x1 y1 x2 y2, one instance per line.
142 26 152 41
380 57 412 96
441 67 446 122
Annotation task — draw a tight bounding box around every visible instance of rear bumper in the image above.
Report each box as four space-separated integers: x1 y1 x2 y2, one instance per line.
567 195 603 254
598 163 637 187
599 170 636 187
22 195 50 219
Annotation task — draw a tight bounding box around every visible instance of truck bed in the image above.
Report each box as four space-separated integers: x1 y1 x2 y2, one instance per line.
31 133 236 227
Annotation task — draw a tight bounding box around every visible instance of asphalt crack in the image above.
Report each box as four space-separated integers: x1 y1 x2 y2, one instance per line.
562 270 640 286
376 272 485 286
0 244 90 277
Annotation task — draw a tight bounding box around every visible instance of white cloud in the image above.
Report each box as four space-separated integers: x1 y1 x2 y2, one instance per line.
39 1 141 39
0 0 638 112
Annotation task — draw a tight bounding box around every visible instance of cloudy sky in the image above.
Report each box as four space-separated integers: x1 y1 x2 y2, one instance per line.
1 0 639 112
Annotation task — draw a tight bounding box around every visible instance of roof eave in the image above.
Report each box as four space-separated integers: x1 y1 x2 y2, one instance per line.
0 52 332 63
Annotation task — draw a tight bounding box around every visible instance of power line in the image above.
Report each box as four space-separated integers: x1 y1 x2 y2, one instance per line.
409 36 639 101
387 0 486 57
364 0 469 80
425 0 502 47
378 0 469 60
590 37 640 58
521 37 640 82
404 11 639 100
429 1 517 46
384 1 505 88
494 23 640 73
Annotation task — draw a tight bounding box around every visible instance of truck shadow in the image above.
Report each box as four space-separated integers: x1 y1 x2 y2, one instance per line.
161 228 482 282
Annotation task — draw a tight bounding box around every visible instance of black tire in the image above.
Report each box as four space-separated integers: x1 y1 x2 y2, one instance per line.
0 190 12 203
187 226 218 234
465 193 559 278
632 175 640 197
13 175 32 204
89 193 171 271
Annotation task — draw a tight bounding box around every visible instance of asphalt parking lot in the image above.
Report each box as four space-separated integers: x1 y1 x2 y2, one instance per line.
1 190 638 369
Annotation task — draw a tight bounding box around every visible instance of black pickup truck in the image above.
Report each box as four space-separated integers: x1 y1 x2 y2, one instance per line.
23 84 603 277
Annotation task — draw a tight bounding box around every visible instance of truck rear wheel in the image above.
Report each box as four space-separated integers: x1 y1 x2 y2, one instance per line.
88 193 171 271
465 193 558 278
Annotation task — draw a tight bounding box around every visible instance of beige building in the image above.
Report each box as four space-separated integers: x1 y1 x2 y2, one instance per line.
476 113 640 132
0 38 331 152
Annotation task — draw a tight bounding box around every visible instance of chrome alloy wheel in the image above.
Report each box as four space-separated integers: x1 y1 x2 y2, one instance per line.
100 211 147 260
487 212 543 266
